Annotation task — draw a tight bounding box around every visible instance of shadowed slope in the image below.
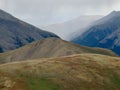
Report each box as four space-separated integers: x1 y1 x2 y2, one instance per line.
0 9 59 53
71 11 120 55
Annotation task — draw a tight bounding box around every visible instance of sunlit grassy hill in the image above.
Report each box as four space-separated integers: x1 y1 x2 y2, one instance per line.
0 54 120 90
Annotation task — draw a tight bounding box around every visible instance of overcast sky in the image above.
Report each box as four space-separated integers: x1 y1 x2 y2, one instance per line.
0 0 120 38
0 0 120 26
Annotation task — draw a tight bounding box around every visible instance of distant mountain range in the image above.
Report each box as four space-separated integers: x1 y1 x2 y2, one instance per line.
0 9 59 53
0 38 116 64
42 15 103 40
71 11 120 55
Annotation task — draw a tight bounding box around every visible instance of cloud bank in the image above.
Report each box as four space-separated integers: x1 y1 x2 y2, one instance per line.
0 0 119 26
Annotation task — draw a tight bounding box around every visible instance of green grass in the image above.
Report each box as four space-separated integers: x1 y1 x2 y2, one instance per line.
25 76 58 90
105 69 120 90
111 74 120 88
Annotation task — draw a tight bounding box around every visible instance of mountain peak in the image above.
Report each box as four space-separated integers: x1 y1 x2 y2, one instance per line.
111 10 120 13
0 9 15 21
71 10 120 55
0 10 60 53
92 10 120 25
109 10 120 17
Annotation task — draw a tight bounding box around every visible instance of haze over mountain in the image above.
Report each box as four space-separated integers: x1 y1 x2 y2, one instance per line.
0 54 120 90
0 38 116 64
42 15 103 39
71 11 120 55
0 9 60 53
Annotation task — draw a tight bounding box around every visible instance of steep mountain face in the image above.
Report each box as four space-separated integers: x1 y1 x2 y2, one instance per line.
98 29 120 54
0 9 60 53
71 11 120 55
42 15 102 39
0 54 120 90
0 38 117 64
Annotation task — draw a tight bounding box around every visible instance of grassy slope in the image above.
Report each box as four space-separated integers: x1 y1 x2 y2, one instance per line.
0 54 120 90
0 38 117 64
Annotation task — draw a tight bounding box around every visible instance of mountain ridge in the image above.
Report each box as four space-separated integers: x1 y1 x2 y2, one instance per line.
71 11 120 55
0 9 60 53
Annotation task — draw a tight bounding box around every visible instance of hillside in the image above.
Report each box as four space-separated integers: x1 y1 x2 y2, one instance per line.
0 54 120 90
71 11 120 55
0 9 59 53
0 38 117 64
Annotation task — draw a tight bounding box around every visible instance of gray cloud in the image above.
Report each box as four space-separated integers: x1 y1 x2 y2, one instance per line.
0 0 119 25
0 0 119 38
